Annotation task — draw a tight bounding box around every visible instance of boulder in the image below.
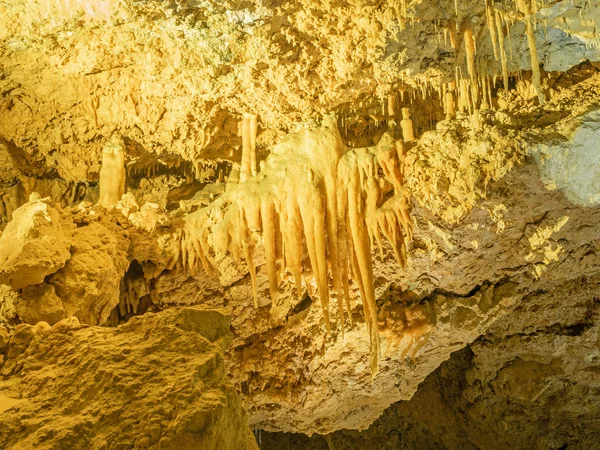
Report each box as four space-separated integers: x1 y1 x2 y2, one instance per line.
0 196 74 290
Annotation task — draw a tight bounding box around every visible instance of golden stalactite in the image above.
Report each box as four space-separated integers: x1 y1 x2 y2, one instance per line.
463 21 479 112
240 113 258 183
516 0 546 104
496 9 510 91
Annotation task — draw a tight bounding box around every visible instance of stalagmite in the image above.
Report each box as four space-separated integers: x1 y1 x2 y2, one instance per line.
387 94 396 132
240 113 257 182
98 135 126 209
387 94 395 118
517 0 545 104
464 22 479 110
400 108 415 142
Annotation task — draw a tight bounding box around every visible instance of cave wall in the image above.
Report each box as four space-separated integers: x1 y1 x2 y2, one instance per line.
1 0 600 447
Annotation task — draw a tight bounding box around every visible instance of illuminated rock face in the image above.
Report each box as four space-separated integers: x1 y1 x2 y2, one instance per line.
0 0 600 447
532 110 600 207
0 197 129 326
0 196 73 290
0 308 259 450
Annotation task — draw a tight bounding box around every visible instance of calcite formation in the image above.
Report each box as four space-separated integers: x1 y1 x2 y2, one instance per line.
181 116 411 375
0 0 600 447
98 135 126 209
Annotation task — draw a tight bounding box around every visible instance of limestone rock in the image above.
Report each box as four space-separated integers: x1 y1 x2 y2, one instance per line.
0 197 74 290
129 202 171 233
260 274 600 449
49 222 129 325
1 0 600 445
0 285 18 325
16 283 66 325
0 326 9 349
532 109 600 207
0 307 259 450
115 192 139 217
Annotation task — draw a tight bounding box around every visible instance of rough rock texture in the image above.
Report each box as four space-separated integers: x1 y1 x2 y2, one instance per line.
0 308 258 450
16 283 65 326
1 0 600 446
0 198 130 326
49 220 129 325
1 0 597 182
0 197 73 290
185 73 600 434
532 109 600 207
2 72 598 436
227 156 600 434
260 275 600 449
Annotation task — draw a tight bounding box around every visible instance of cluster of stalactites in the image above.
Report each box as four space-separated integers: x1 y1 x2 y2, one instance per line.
435 0 550 122
119 275 149 316
180 116 412 377
126 156 227 185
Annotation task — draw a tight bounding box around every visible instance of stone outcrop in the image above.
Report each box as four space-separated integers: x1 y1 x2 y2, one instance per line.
0 307 259 450
0 198 129 326
48 221 129 325
532 109 600 207
1 82 599 439
0 195 73 290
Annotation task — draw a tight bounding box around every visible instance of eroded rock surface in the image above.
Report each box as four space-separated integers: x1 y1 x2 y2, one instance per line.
0 196 73 290
0 198 130 326
0 308 258 450
259 274 600 449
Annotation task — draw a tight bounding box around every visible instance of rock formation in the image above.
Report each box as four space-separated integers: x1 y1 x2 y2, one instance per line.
1 0 600 448
0 308 258 450
98 135 127 209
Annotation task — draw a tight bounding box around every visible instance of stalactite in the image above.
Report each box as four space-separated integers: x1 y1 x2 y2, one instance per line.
463 21 479 111
445 81 457 119
517 0 545 104
449 20 457 50
480 74 490 111
240 113 257 182
119 275 148 317
249 114 258 176
458 78 470 113
506 15 514 66
496 9 510 91
486 0 499 60
181 117 412 377
487 74 494 109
